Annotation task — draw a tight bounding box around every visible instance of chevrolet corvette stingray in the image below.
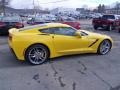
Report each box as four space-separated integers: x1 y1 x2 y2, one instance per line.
8 23 113 65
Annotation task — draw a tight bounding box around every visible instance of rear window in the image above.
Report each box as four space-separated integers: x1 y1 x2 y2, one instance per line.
2 17 22 22
102 15 115 19
34 17 43 21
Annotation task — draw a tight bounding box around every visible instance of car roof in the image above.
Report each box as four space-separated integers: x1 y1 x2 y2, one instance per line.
1 16 22 22
2 16 21 19
20 23 70 31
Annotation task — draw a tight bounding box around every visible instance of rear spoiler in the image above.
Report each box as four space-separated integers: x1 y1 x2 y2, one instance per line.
9 28 19 35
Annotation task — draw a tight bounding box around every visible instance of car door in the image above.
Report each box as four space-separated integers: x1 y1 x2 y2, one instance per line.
53 27 92 55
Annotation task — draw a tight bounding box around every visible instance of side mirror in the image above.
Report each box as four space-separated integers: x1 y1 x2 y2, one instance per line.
75 31 82 38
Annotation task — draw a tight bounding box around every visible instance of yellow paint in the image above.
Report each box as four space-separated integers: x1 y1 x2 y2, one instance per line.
8 23 113 61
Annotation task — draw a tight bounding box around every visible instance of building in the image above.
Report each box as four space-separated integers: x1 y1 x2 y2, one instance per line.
51 8 79 16
105 9 120 15
0 7 50 16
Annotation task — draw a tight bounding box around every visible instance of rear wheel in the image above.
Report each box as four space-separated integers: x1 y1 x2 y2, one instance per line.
97 40 112 55
118 29 120 33
93 25 98 30
25 44 49 65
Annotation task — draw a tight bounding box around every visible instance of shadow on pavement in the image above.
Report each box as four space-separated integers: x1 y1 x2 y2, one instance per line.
0 49 31 69
50 53 98 63
0 48 97 69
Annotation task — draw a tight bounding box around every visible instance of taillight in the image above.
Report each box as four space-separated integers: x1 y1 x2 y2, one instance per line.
15 22 23 28
115 21 120 26
0 22 5 27
9 34 12 41
107 20 113 24
78 24 81 29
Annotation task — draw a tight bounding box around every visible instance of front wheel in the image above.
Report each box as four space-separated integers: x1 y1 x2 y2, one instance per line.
25 44 49 65
93 25 98 30
97 40 112 55
107 25 112 31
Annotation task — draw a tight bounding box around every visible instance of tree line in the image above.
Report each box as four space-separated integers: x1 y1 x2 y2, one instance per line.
94 2 120 14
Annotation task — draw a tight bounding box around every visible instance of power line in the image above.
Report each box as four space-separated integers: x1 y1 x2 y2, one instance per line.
37 0 69 4
1 0 5 15
37 0 41 8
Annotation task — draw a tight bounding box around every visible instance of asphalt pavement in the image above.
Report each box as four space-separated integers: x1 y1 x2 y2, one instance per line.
0 20 120 90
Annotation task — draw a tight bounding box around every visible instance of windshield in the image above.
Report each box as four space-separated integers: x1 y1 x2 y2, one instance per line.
102 15 115 19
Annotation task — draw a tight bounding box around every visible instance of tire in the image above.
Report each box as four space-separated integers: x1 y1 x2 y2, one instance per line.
25 44 49 65
107 25 112 31
97 40 112 55
93 25 98 30
118 29 120 33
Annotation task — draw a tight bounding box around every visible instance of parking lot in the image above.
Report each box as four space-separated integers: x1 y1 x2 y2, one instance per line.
0 20 120 90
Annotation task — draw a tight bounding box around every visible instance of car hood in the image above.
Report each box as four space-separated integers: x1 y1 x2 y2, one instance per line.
79 30 111 39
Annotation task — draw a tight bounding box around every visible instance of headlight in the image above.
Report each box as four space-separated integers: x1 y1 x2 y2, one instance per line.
116 21 120 26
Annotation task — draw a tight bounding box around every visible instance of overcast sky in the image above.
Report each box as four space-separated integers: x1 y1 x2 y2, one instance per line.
10 0 119 9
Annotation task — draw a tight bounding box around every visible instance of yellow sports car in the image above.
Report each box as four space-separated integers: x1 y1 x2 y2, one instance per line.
8 23 113 65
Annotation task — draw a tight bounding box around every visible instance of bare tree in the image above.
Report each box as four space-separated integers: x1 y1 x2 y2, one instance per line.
97 4 106 13
114 2 120 14
98 4 102 13
0 0 11 15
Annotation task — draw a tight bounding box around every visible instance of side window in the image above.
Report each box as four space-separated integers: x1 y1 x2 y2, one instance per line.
102 15 115 19
40 28 53 34
49 27 59 32
116 16 120 20
54 27 76 36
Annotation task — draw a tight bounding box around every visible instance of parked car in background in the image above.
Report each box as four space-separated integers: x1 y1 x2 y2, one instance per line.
0 15 3 21
90 13 103 19
92 14 120 31
0 16 24 35
27 17 51 25
114 16 120 33
58 16 81 29
27 16 80 30
62 21 81 29
41 14 57 21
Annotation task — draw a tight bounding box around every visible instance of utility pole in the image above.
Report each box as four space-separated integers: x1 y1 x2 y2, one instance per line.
2 0 5 16
33 0 36 16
